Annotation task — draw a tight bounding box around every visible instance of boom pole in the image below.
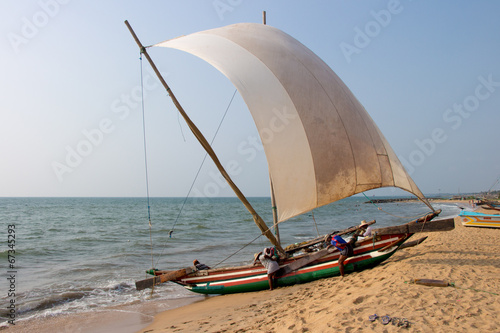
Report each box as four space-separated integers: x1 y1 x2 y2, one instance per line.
124 20 284 253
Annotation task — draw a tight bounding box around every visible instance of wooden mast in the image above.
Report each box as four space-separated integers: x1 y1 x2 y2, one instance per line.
261 11 279 247
270 177 280 245
124 20 284 253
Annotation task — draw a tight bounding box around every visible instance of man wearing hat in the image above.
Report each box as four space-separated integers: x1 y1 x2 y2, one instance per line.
253 247 280 290
359 220 372 237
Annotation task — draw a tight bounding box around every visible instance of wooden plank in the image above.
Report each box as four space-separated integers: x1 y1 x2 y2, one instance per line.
399 236 428 249
412 278 449 287
416 210 441 222
135 267 194 291
378 236 405 252
149 270 174 275
283 210 441 254
374 217 454 236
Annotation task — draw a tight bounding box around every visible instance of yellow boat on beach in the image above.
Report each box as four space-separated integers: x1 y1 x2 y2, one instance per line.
459 210 500 228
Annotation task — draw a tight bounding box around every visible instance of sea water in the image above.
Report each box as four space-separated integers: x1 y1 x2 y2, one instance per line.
0 196 461 327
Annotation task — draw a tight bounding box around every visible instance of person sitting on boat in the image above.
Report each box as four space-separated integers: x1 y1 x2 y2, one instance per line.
253 247 280 290
358 220 372 237
193 259 210 270
326 234 357 278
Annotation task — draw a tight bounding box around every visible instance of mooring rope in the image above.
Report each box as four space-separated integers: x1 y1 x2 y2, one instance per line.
452 284 499 295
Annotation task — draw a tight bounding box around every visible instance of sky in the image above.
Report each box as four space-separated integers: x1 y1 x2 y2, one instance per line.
1 0 499 198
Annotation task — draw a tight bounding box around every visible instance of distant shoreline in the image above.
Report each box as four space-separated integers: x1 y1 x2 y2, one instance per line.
364 198 463 204
365 198 499 205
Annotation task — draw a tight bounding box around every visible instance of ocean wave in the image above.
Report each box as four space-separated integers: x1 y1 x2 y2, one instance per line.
19 291 88 314
0 281 138 320
192 224 210 230
0 247 62 258
433 203 462 209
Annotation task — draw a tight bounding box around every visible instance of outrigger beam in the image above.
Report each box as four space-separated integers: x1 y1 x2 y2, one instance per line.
136 267 193 291
374 217 454 235
124 21 284 253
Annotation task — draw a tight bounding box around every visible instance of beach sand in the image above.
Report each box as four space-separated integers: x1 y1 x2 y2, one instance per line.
139 215 500 333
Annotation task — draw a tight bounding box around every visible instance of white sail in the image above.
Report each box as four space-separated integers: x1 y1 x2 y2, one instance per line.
155 23 432 222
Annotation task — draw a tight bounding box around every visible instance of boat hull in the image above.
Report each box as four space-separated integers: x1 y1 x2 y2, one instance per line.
167 234 410 295
459 211 500 228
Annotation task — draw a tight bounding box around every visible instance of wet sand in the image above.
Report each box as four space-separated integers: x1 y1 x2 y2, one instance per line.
2 297 202 333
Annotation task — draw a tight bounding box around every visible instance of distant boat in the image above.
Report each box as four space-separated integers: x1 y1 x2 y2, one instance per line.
479 199 500 212
125 21 454 295
459 210 500 228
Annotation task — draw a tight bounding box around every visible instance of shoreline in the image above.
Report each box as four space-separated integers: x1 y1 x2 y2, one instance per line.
138 216 500 333
4 295 204 333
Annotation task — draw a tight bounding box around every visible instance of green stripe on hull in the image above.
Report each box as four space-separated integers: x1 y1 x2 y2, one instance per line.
186 251 395 295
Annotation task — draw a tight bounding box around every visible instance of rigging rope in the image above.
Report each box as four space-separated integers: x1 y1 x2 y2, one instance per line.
311 210 320 237
153 89 239 269
139 53 155 270
177 109 187 142
212 219 283 268
212 233 264 268
362 192 430 220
